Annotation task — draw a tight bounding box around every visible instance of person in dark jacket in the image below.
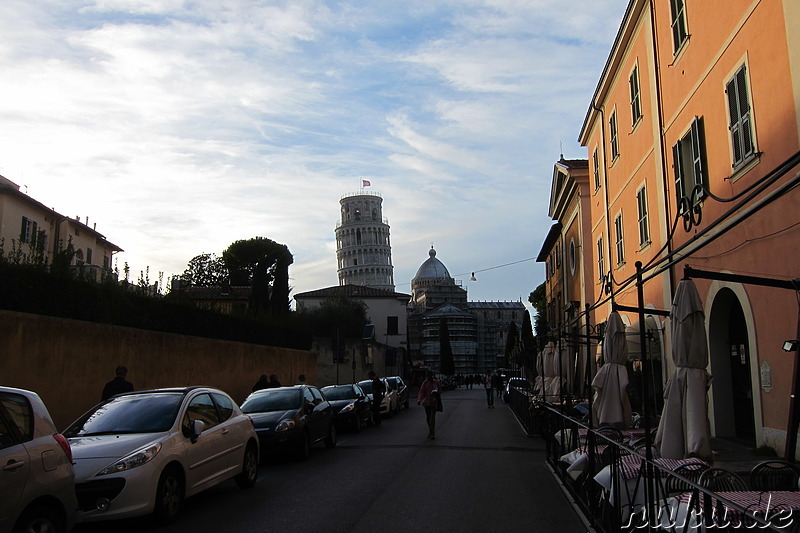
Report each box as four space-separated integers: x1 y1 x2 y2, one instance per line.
267 374 282 388
368 371 385 426
252 374 270 392
101 366 134 400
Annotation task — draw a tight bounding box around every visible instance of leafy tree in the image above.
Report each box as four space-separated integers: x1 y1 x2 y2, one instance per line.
504 321 519 368
182 253 228 287
529 282 547 343
439 319 455 376
519 310 536 369
222 237 293 315
298 296 369 339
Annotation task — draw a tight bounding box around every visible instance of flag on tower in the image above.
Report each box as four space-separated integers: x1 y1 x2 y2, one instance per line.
362 179 371 187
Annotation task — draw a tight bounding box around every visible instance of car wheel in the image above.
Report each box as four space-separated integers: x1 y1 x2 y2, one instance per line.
13 503 64 533
154 466 184 523
394 401 399 416
325 423 337 448
235 442 259 489
296 430 311 460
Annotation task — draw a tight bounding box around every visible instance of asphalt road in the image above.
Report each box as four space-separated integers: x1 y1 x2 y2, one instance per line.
75 387 585 533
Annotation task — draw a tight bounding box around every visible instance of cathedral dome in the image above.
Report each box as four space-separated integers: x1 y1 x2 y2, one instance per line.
414 247 451 281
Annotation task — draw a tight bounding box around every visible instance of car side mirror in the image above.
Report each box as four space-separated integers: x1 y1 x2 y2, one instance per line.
191 420 205 442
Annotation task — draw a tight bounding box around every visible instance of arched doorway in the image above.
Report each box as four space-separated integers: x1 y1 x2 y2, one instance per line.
708 287 756 444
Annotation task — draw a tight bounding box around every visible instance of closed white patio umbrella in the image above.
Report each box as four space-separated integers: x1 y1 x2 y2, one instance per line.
543 342 562 400
533 349 545 396
591 311 632 428
655 279 713 460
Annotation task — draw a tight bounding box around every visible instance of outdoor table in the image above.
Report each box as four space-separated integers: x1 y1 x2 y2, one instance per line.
662 490 800 530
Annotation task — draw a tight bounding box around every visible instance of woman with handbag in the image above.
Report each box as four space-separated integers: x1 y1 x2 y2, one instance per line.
417 370 443 439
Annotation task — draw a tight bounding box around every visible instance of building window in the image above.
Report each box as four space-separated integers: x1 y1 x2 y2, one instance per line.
569 240 576 275
614 214 625 266
726 64 756 169
20 217 37 243
610 111 619 160
597 236 605 281
670 0 688 52
593 148 601 190
672 116 706 212
629 64 642 125
555 243 561 269
637 186 650 246
86 248 93 265
387 316 399 335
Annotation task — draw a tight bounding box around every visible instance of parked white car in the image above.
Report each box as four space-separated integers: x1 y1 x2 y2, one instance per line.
0 386 77 533
64 386 259 523
357 379 399 417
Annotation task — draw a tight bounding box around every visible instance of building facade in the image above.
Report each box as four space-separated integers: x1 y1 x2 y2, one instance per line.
537 158 596 396
407 247 526 374
559 0 800 455
0 175 122 278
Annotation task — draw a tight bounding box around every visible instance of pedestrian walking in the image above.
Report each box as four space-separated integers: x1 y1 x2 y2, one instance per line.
252 374 270 392
295 374 308 385
417 371 442 439
368 371 385 426
267 374 282 388
492 372 503 397
483 371 494 408
101 365 134 401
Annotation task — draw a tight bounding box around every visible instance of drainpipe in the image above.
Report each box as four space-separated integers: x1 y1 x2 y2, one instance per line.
648 0 676 303
591 101 614 307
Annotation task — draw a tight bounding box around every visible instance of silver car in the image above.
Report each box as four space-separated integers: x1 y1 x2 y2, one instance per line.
65 387 259 523
0 386 77 533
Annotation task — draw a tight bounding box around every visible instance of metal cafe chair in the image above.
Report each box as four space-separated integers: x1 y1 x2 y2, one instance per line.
749 460 800 491
666 461 710 495
699 468 749 492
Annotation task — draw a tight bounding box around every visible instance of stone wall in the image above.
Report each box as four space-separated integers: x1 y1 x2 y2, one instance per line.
0 310 316 429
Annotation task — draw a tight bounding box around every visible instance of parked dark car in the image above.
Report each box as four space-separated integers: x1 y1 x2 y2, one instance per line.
240 385 336 460
386 376 409 410
503 377 531 402
321 384 373 431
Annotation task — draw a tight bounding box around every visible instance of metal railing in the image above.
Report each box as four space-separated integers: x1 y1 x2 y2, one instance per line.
531 403 800 532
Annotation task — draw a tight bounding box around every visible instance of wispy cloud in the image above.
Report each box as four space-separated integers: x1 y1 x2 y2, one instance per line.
0 0 626 303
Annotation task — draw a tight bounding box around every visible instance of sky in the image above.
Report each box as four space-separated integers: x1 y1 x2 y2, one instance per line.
0 0 628 307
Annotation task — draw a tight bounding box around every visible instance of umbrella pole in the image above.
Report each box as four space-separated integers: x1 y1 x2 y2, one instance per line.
636 261 656 523
586 303 593 429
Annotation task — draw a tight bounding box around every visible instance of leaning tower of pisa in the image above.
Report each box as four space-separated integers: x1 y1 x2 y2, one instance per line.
335 188 394 291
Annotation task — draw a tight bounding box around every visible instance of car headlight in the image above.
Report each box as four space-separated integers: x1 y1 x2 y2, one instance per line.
340 403 355 414
97 443 162 476
276 419 296 432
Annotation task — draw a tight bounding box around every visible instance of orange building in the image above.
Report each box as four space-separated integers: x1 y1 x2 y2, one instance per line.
566 0 800 456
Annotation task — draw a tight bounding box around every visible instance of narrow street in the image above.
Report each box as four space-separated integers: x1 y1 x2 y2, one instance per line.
75 387 585 533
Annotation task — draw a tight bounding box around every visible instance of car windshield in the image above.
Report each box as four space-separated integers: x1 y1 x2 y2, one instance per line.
386 378 397 390
64 393 183 437
322 386 358 401
357 381 373 394
241 389 302 413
